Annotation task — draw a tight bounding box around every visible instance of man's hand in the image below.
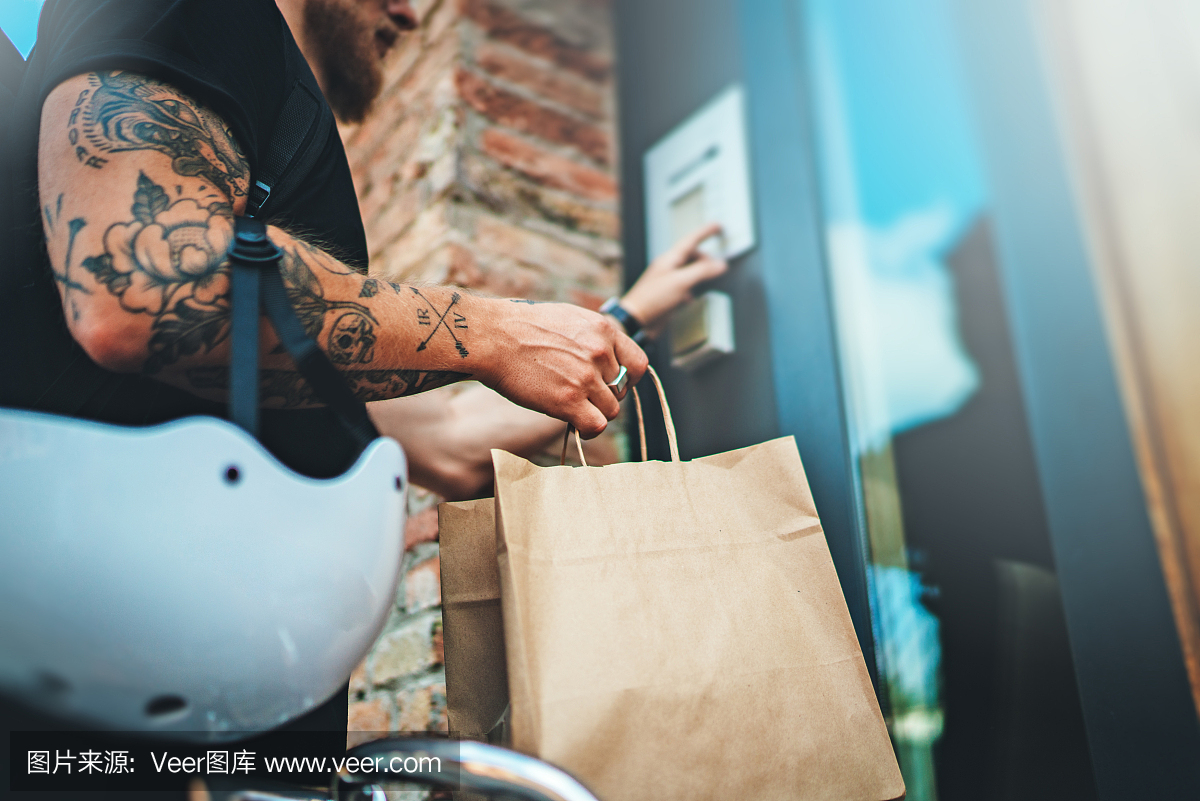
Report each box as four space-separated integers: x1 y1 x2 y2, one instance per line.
619 222 728 339
475 300 648 438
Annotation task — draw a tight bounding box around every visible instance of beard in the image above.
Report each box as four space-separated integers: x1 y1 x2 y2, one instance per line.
303 0 396 123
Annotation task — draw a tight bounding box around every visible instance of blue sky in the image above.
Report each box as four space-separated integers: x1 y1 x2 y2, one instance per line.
804 0 988 442
809 0 986 229
1 0 46 57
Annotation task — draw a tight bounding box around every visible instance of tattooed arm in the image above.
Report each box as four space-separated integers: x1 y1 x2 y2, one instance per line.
38 72 646 435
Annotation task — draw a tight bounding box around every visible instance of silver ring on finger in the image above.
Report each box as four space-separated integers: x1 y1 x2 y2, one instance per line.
607 364 628 396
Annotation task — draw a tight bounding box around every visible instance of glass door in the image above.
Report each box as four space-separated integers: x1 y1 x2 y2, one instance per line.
796 1 1094 797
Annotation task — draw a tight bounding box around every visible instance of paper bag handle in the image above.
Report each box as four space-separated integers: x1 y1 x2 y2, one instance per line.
561 423 589 466
638 365 680 462
559 364 680 466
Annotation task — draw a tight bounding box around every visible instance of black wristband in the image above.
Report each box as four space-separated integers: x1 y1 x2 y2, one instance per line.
599 297 643 339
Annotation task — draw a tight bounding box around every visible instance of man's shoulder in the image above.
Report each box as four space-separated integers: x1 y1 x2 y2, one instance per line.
33 0 290 87
40 0 284 35
31 0 296 164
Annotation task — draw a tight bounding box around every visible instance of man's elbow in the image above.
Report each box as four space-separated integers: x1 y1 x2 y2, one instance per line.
70 314 149 373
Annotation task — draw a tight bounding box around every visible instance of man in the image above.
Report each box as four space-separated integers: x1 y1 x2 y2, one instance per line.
0 0 645 749
3 0 646 489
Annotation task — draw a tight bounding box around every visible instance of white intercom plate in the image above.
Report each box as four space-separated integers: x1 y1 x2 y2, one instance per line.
644 84 756 262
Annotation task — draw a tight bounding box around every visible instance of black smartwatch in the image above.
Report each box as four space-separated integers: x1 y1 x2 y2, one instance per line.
599 296 643 340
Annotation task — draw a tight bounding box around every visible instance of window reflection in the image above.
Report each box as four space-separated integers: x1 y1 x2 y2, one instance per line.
801 0 1095 798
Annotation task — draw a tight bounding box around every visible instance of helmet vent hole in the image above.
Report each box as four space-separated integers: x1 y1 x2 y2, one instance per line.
145 695 188 718
395 476 404 491
224 465 241 484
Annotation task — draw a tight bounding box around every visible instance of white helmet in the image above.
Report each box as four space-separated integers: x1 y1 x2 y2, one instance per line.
0 407 406 739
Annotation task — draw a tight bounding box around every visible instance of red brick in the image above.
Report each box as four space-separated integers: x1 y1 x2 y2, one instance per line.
474 214 606 283
483 260 548 299
395 685 445 732
377 34 423 104
443 242 482 287
349 659 370 697
475 42 605 119
347 698 392 746
537 194 619 240
354 104 419 180
423 0 462 46
366 183 424 260
432 621 445 666
370 614 439 684
360 114 427 204
395 688 430 732
405 506 440 550
457 254 546 299
430 685 449 732
460 0 610 81
347 79 409 161
396 24 463 107
570 288 608 312
405 556 442 612
456 69 610 164
462 152 621 240
371 203 454 280
481 129 616 201
414 223 549 300
385 239 477 286
362 106 422 178
412 0 443 23
345 89 417 179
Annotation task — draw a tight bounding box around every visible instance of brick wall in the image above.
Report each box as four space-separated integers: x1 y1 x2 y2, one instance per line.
339 0 620 740
342 0 619 303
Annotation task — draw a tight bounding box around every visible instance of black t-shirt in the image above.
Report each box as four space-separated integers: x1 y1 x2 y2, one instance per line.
0 0 369 478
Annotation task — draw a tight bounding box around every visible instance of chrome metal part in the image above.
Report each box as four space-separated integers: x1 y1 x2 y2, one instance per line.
335 738 601 801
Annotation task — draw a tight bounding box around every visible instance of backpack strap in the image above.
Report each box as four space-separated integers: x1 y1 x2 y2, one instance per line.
227 218 378 450
245 21 332 218
245 79 331 217
227 26 378 452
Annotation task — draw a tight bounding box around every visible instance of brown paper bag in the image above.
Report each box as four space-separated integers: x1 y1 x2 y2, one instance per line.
438 498 509 741
492 371 904 801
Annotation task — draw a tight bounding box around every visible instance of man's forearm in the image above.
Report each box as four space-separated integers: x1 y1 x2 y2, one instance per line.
154 222 495 406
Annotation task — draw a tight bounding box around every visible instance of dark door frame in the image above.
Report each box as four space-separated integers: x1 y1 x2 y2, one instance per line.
731 0 881 694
